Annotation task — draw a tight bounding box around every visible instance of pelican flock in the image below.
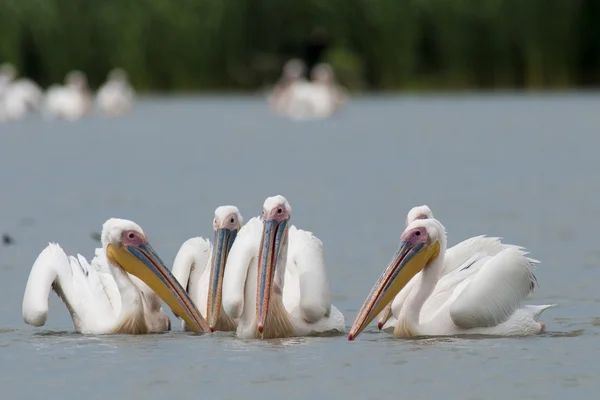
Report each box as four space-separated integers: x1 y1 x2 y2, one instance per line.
19 197 555 344
0 63 135 123
268 59 347 121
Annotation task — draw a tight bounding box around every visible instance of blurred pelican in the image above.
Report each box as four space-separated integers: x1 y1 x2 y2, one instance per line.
22 218 209 334
268 59 307 114
43 70 92 121
310 63 348 112
223 195 345 339
172 206 242 332
349 216 555 340
0 63 43 121
96 68 134 116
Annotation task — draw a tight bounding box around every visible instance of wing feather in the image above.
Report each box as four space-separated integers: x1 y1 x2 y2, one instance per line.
449 247 537 329
222 217 262 319
172 237 211 304
22 243 116 331
288 227 331 323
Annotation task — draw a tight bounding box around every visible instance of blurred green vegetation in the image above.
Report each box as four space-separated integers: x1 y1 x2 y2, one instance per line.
0 0 598 92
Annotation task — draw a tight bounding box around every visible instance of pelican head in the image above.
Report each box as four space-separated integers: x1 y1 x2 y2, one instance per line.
65 70 88 90
349 218 445 341
377 205 435 330
405 205 433 226
207 205 243 332
310 63 334 84
283 59 305 81
103 218 209 333
0 63 16 82
108 68 128 83
256 195 292 334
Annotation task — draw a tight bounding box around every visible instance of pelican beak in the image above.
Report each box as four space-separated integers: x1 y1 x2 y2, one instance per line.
106 241 210 333
377 302 393 330
256 218 288 335
348 236 440 341
206 227 238 332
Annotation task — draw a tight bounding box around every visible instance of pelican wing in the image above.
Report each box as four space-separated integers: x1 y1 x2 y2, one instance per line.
449 247 538 329
287 227 331 323
442 235 506 275
86 247 123 313
222 217 262 319
172 237 211 305
22 243 116 332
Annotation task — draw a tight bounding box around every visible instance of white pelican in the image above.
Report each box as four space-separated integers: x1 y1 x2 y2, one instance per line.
310 63 348 112
268 59 307 115
22 218 209 334
376 205 526 329
349 216 555 340
96 68 134 116
43 70 92 121
222 195 345 339
172 205 242 332
0 63 43 121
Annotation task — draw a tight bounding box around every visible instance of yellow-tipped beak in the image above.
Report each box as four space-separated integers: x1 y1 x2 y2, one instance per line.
107 242 210 333
348 239 440 341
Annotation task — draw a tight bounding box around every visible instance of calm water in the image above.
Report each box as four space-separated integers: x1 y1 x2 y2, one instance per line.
0 94 599 399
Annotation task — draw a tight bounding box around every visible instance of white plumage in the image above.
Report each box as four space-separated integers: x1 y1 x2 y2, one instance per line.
96 68 134 116
43 71 91 121
0 63 43 121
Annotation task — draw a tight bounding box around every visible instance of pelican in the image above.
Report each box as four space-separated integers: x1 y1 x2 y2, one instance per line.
222 195 345 339
376 205 527 329
172 206 242 332
268 59 307 115
310 63 348 113
96 68 134 116
22 218 209 334
0 63 43 121
43 70 91 121
349 216 555 340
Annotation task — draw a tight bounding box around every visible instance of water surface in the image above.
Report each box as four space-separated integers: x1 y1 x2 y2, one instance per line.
0 94 599 399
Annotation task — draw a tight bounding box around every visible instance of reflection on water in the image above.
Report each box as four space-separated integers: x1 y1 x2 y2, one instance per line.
1 94 600 399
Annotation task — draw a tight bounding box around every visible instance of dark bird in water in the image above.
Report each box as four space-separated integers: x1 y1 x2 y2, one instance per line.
90 232 102 242
2 234 14 245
